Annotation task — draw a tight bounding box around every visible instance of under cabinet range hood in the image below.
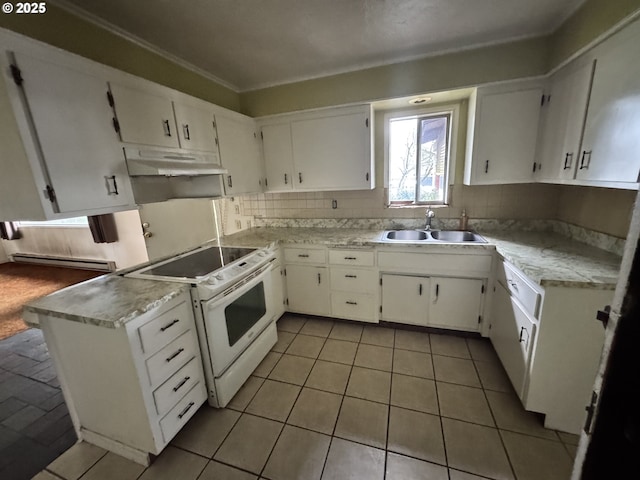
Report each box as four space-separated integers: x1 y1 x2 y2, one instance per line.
124 147 227 176
123 147 227 204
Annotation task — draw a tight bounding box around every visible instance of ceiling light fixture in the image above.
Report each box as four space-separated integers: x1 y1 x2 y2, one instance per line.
409 97 432 104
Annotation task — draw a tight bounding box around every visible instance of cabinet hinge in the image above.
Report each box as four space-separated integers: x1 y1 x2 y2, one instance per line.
212 120 216 128
478 315 482 324
379 278 382 286
481 284 485 294
106 91 115 107
10 64 23 86
584 390 598 434
215 137 219 146
379 305 382 313
283 268 287 276
112 117 120 133
44 185 56 203
532 161 537 173
265 178 268 187
285 298 289 306
261 131 264 140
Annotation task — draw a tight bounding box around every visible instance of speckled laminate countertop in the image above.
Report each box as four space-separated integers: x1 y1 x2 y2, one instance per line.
24 275 189 329
220 227 621 289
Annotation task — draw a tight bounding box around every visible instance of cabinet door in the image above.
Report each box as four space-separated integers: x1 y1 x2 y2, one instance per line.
13 52 134 213
470 87 543 184
490 282 536 399
172 102 219 154
536 61 594 182
261 123 294 192
270 264 286 320
109 83 179 148
381 274 430 325
285 265 330 316
291 110 372 190
216 114 263 195
577 22 640 183
429 277 483 332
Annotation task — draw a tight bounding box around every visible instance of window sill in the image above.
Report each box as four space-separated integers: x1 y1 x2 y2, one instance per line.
387 204 450 209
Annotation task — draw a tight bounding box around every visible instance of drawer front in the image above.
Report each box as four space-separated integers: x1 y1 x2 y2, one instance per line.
498 261 542 318
378 251 492 275
159 381 206 444
329 249 374 267
284 247 326 264
153 357 203 416
330 267 377 293
138 300 192 356
331 291 377 323
145 330 198 388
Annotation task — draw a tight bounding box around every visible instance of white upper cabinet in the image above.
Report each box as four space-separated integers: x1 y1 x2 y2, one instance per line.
464 82 543 185
259 105 374 192
262 123 294 191
0 47 135 220
216 113 264 195
576 20 640 184
109 83 180 149
172 102 219 153
535 59 595 183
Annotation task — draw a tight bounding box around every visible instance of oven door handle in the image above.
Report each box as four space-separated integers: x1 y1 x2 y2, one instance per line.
204 264 271 312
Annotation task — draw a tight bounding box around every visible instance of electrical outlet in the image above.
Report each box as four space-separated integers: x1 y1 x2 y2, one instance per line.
234 205 240 214
235 220 242 229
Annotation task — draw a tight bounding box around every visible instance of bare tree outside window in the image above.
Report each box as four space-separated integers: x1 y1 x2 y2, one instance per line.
388 113 451 204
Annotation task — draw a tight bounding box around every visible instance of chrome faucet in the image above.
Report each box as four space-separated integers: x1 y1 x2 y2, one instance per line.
425 208 435 230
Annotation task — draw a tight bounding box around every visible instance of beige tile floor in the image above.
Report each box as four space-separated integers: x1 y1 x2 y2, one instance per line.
34 314 580 480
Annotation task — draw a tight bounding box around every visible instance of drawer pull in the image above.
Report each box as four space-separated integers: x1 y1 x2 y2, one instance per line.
160 319 180 332
345 274 357 278
178 401 195 419
346 301 358 305
508 279 519 291
173 376 191 392
519 327 526 343
166 348 185 363
298 254 310 258
344 256 357 260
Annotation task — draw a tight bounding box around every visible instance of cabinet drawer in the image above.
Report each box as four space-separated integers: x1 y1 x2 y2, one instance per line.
497 261 542 318
153 357 203 416
284 247 326 264
138 300 192 356
378 251 492 275
145 330 198 388
329 249 374 267
159 381 206 444
330 267 377 293
331 291 377 323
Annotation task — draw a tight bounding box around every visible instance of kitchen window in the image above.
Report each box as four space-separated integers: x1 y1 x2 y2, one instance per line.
385 106 456 206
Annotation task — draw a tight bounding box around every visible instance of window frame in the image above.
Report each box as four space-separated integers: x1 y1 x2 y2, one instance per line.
384 103 459 207
18 217 89 228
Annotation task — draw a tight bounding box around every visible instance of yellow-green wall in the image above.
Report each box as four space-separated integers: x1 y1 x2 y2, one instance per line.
0 4 240 111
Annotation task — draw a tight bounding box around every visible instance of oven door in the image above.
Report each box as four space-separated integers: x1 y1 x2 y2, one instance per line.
203 264 274 376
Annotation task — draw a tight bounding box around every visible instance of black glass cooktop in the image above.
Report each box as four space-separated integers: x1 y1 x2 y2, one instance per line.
144 246 256 278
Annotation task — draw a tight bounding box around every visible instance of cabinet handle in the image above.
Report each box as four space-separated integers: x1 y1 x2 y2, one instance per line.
183 124 190 140
166 348 185 363
105 175 119 195
317 273 321 284
508 279 519 291
298 254 310 258
345 274 357 278
173 376 191 392
160 319 180 332
299 172 303 183
346 301 358 305
163 119 172 137
419 283 422 295
284 173 288 184
178 401 195 419
435 284 439 298
227 176 233 188
485 160 489 174
518 327 526 343
532 161 537 173
344 256 357 260
580 150 592 170
563 152 573 170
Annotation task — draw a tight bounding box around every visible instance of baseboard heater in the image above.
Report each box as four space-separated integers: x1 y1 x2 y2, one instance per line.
10 253 116 272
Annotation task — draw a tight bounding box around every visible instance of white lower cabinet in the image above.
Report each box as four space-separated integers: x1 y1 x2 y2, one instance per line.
381 274 430 325
38 290 206 465
429 277 484 331
328 248 378 323
490 258 611 434
285 264 330 316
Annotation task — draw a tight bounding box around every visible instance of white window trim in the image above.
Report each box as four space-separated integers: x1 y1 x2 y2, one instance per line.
383 103 460 207
18 217 89 228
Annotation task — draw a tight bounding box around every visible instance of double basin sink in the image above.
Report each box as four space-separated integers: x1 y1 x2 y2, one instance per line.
382 230 487 243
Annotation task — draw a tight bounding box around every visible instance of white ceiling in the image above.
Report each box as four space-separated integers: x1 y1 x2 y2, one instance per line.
54 0 585 92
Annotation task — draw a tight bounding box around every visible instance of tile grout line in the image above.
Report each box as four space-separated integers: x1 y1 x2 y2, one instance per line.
429 333 452 480
383 327 397 480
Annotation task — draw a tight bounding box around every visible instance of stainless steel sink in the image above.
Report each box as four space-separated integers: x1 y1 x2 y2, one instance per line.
385 230 429 241
381 230 487 243
430 230 486 242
